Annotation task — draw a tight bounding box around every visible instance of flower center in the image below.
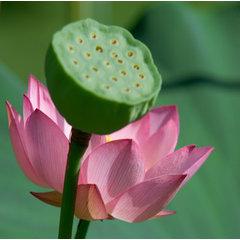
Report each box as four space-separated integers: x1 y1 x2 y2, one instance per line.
106 135 112 142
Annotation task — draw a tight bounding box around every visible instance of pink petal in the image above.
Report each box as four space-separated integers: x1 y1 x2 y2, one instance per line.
25 109 69 192
31 191 62 207
6 102 49 188
31 185 109 221
27 74 71 139
150 209 176 219
181 146 214 185
142 119 178 170
145 145 214 186
109 113 150 146
27 74 40 110
145 145 196 180
75 184 108 221
149 105 179 136
80 139 145 203
23 94 34 124
82 135 107 163
106 174 186 223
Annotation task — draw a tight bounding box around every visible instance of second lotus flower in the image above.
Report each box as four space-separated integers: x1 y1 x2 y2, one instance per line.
6 75 213 223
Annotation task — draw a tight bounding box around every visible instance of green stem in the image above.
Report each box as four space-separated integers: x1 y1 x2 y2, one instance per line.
58 128 91 239
75 220 90 239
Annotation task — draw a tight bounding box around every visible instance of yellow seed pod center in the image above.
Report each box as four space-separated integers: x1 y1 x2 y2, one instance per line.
106 135 112 142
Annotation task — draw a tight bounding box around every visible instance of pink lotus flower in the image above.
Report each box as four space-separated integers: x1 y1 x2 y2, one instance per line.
6 75 213 223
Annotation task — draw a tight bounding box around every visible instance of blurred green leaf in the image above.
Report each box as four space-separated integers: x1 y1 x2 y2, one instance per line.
67 2 149 28
132 2 240 84
0 2 68 84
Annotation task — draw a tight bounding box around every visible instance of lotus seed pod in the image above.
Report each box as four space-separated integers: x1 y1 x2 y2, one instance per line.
45 18 161 134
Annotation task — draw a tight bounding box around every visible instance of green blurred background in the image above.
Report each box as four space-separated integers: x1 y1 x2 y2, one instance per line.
0 1 240 238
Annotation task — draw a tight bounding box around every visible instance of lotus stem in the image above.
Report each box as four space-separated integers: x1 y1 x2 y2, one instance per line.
58 128 91 239
75 220 90 239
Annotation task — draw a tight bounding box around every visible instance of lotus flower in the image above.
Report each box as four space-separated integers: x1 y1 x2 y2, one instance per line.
6 75 213 223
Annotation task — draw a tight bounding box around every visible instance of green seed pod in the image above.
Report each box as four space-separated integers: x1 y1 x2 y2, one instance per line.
45 18 161 134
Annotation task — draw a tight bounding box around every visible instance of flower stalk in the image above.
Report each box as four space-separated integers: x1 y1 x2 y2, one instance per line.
58 128 91 239
75 220 90 239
